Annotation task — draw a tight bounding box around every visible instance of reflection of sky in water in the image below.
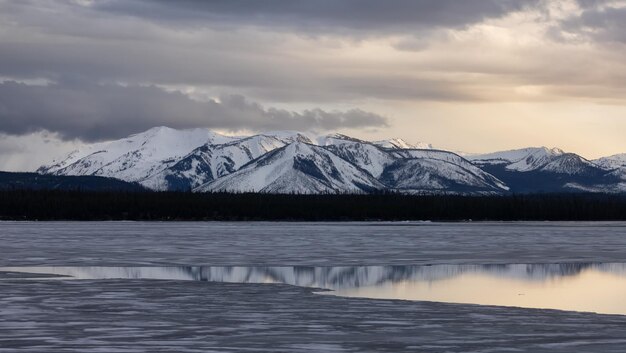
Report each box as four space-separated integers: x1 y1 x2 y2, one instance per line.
3 263 626 315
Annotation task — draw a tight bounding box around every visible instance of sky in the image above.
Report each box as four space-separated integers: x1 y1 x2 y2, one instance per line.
1 0 625 171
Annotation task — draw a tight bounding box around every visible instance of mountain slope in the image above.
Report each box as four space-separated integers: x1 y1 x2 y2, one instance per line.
470 146 609 176
321 134 397 177
595 154 626 170
390 149 509 191
306 135 505 193
196 142 384 194
469 147 618 193
469 147 565 172
540 153 604 176
380 158 508 193
39 127 235 182
141 134 304 190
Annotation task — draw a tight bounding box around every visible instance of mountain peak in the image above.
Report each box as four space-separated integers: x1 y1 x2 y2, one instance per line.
595 153 626 170
258 131 313 144
468 146 566 171
372 138 433 150
319 133 366 145
548 147 565 155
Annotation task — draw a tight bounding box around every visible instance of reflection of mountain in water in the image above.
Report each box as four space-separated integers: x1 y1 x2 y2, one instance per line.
3 263 626 289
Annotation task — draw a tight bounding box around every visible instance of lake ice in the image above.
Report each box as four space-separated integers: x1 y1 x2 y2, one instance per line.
2 221 626 352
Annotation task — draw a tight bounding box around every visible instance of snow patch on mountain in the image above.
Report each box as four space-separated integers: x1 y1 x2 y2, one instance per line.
372 138 433 150
564 182 626 194
469 147 566 172
595 153 626 170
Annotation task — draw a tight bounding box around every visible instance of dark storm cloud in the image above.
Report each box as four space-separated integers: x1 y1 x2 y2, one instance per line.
0 80 388 141
95 0 541 33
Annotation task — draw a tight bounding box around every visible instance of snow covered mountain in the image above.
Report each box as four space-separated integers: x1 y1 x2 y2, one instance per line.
38 127 236 182
305 134 507 193
468 147 623 193
141 133 310 191
469 147 566 172
595 154 626 170
196 142 384 194
380 158 507 193
36 127 626 194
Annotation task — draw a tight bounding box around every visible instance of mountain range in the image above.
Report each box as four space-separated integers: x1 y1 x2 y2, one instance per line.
36 127 626 194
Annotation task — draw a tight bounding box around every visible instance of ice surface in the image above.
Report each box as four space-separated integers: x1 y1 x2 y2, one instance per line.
2 221 626 267
4 278 626 352
3 222 626 352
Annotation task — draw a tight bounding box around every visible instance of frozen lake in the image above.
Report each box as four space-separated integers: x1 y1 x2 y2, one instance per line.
2 221 626 352
2 221 626 266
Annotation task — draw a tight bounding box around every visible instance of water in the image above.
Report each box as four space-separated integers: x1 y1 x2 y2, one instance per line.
4 262 626 315
4 222 626 351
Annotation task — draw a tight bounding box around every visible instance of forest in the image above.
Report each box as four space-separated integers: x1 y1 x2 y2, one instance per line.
1 190 625 221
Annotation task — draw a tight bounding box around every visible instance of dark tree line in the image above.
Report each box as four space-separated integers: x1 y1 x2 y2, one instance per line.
0 171 145 192
1 190 626 221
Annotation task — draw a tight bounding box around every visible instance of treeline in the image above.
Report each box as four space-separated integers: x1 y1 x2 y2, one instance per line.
0 171 146 192
1 190 626 221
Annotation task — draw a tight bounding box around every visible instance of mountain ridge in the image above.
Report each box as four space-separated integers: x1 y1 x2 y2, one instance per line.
36 127 626 194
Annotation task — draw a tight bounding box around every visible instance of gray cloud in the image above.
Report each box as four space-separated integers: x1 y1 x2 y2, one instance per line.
96 0 541 34
0 38 471 103
0 80 388 141
575 0 613 8
560 5 626 43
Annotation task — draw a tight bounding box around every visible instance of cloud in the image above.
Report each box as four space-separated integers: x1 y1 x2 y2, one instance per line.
0 131 78 172
4 0 623 106
560 5 626 43
95 0 541 35
0 80 388 141
575 0 614 9
1 0 625 110
0 33 472 103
